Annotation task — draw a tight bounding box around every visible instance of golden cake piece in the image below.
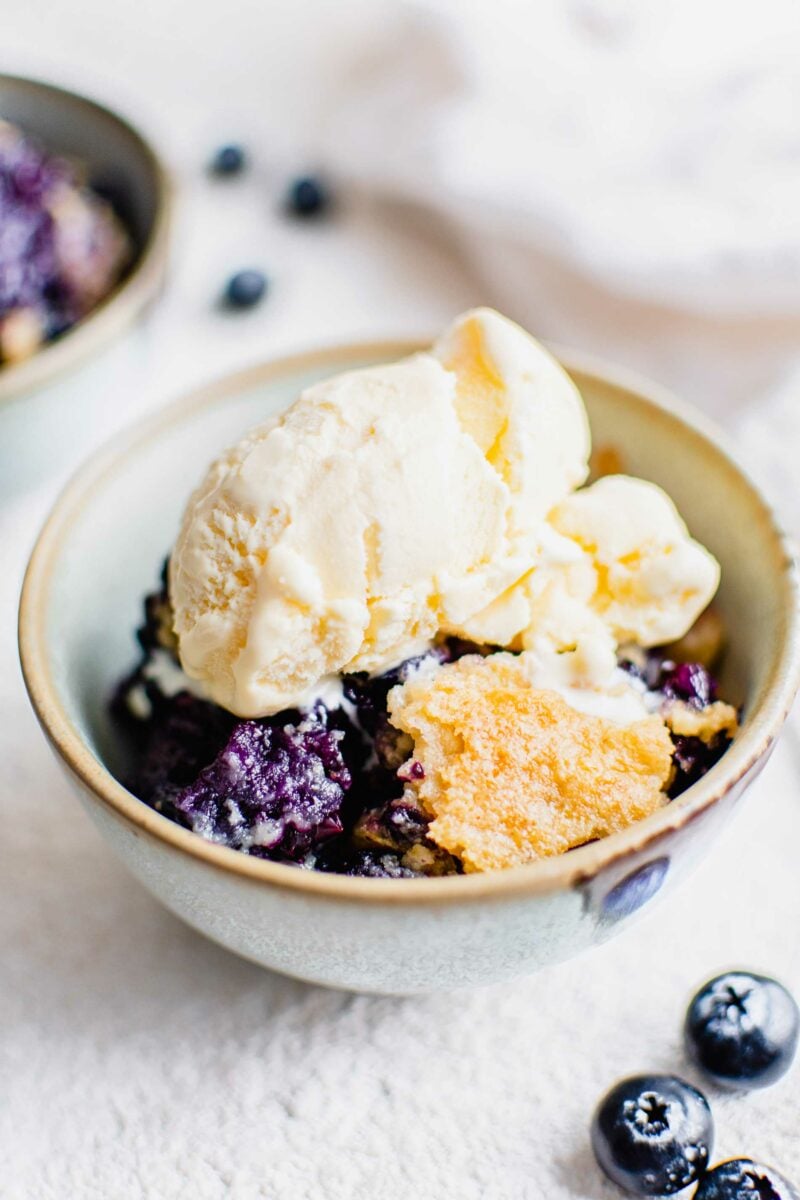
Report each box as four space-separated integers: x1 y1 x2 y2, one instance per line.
663 699 739 742
388 654 674 873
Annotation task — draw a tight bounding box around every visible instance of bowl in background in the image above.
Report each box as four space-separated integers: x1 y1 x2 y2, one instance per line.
0 72 170 405
0 73 171 497
18 341 800 993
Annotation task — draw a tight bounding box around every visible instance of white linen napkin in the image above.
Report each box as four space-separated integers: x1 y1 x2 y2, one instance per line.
320 0 800 428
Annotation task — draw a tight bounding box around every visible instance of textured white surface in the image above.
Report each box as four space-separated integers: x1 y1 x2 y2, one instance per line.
331 0 800 315
326 0 800 421
1 2 799 1197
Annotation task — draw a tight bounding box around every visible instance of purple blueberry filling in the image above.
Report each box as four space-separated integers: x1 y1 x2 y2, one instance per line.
0 145 62 323
0 120 129 363
112 572 737 877
660 661 717 708
315 847 420 879
622 654 717 709
342 645 449 740
620 652 733 795
670 735 725 797
170 715 349 860
125 692 235 811
355 796 431 853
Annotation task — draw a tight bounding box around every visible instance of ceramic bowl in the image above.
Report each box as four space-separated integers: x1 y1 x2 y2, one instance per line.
19 342 800 994
0 73 170 406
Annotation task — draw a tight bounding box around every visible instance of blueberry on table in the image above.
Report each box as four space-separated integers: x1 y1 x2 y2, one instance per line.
223 269 267 309
694 1159 799 1200
210 144 246 176
591 1074 713 1196
286 174 331 218
685 972 799 1090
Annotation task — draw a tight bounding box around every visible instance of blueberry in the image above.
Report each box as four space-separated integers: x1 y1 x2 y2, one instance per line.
286 174 331 218
315 845 421 878
669 734 730 798
0 122 125 354
210 144 246 176
695 1159 799 1200
591 1074 713 1196
224 269 267 309
660 661 717 707
685 972 799 1090
170 715 350 860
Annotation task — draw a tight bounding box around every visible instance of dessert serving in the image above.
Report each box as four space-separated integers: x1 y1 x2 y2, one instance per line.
112 309 739 878
0 118 130 365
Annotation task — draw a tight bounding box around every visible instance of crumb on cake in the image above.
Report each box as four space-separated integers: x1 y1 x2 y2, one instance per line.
663 699 739 742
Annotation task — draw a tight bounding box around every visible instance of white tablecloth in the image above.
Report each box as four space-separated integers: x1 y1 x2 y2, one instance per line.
1 3 799 1196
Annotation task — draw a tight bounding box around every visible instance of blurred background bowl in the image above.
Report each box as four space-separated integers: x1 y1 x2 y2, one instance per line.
0 73 171 500
0 72 170 406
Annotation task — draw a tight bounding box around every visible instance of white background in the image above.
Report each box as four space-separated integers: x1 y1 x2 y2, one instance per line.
1 2 799 1197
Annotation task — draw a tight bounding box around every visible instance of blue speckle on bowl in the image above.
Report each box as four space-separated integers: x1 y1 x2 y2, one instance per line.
598 857 670 925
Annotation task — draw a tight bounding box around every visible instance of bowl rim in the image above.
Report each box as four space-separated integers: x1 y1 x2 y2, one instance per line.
0 71 172 407
18 338 800 907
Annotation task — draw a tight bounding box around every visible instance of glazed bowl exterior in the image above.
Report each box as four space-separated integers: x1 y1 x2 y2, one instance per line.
18 342 800 993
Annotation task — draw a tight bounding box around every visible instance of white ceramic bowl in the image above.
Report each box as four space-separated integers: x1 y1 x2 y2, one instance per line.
0 73 170 407
0 74 171 499
19 342 800 994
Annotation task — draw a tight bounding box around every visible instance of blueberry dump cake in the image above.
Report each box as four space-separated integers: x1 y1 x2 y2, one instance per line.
111 309 739 877
0 119 130 365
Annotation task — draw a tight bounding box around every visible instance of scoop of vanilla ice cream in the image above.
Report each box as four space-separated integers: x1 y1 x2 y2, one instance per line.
450 473 721 691
515 644 657 724
452 521 604 649
548 475 721 646
170 309 591 717
434 309 591 529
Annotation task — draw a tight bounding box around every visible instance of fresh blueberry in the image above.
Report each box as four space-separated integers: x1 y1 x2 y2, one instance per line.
286 174 331 218
210 144 246 176
695 1159 799 1200
224 269 267 309
591 1074 713 1196
685 971 799 1089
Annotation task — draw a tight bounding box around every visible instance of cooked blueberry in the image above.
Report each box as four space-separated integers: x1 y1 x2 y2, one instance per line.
685 972 799 1089
125 691 235 802
695 1159 799 1200
591 1074 713 1196
315 845 421 878
285 174 331 218
169 715 350 860
342 641 461 737
210 144 246 176
668 733 731 797
660 661 716 707
0 121 128 361
354 796 429 853
224 269 267 309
